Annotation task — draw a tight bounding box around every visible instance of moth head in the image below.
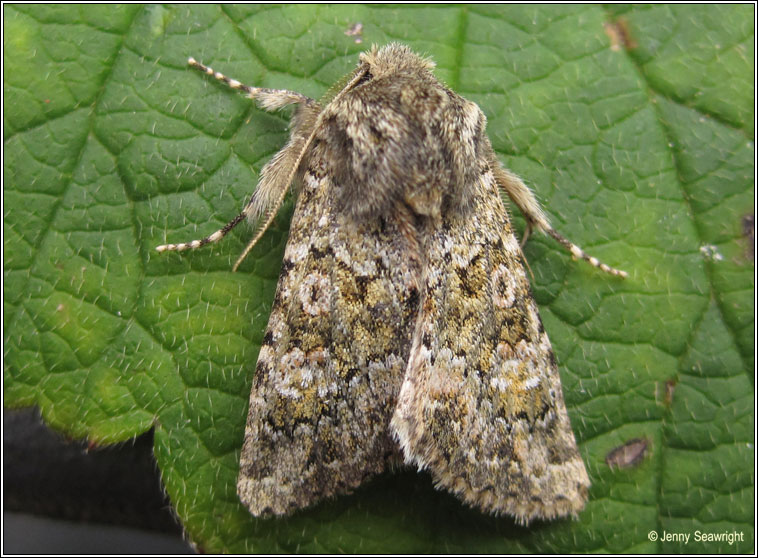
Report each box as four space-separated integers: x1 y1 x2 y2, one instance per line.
358 43 436 81
321 43 485 222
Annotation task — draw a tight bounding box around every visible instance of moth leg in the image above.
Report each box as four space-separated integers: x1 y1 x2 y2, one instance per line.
520 221 533 249
231 204 280 271
187 57 315 110
491 161 628 278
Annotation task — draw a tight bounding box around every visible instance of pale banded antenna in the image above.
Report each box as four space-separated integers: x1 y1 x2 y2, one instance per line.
156 211 247 253
187 57 313 110
490 159 628 279
546 228 628 278
156 58 317 268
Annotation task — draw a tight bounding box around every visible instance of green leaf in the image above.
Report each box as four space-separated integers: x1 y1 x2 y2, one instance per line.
4 4 753 553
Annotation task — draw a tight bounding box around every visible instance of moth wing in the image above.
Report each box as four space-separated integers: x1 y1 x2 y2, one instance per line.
391 167 590 524
238 145 420 516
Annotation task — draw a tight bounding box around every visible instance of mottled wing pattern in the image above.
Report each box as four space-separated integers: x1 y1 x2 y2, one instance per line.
391 167 590 524
238 141 421 516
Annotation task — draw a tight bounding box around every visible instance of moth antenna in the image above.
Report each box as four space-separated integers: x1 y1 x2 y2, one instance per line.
155 210 249 253
157 60 322 264
187 57 314 110
489 154 628 278
545 228 628 278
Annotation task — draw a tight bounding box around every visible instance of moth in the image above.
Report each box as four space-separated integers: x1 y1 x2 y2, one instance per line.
157 44 626 525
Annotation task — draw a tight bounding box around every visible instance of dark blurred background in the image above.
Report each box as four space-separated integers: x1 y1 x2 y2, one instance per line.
3 408 195 554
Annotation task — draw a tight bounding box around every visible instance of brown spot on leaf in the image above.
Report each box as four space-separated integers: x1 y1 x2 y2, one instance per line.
605 438 649 469
742 214 754 261
664 378 676 407
604 18 637 51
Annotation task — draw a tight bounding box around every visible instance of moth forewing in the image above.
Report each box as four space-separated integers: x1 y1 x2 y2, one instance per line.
391 162 590 524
